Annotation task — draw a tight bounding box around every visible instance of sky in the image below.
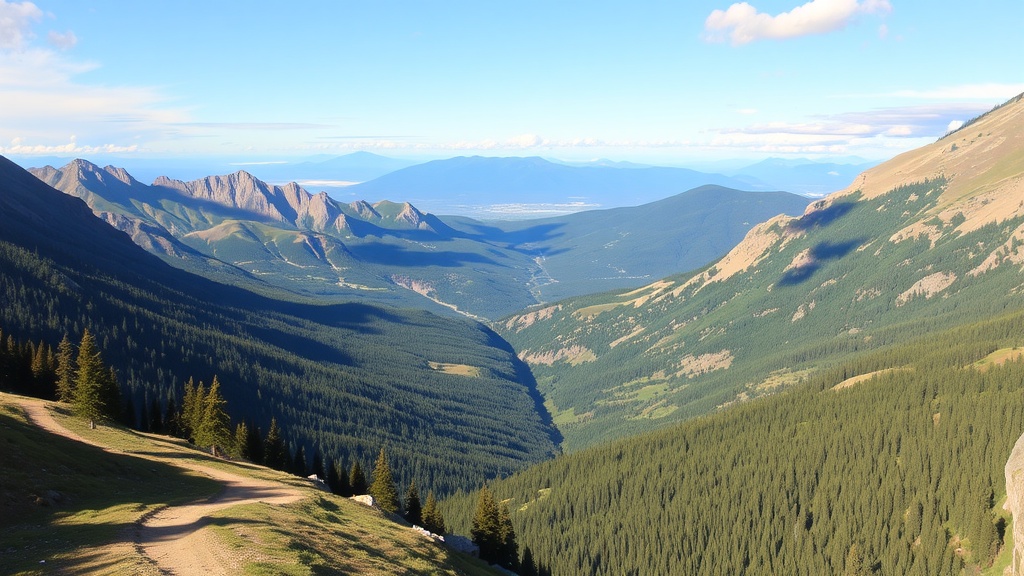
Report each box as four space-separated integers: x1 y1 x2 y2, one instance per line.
0 0 1021 167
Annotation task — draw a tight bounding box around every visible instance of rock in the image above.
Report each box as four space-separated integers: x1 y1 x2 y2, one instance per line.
1004 432 1024 574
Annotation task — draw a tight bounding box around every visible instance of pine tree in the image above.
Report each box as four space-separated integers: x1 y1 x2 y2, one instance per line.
180 377 206 440
369 447 400 514
350 460 368 495
233 422 250 460
331 460 352 497
55 333 74 402
404 480 422 526
263 417 287 470
472 485 501 563
422 490 447 535
497 501 519 570
72 329 107 428
196 376 231 455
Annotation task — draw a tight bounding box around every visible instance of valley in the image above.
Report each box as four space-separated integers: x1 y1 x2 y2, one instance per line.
3 89 1024 575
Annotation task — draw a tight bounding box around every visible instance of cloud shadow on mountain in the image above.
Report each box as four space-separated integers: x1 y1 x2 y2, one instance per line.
778 238 864 286
786 201 856 232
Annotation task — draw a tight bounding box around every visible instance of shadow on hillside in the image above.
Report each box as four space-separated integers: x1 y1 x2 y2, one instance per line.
778 238 864 286
444 221 568 253
786 201 856 232
480 326 564 449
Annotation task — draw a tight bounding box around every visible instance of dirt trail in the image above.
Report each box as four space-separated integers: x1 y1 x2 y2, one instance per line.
17 398 303 575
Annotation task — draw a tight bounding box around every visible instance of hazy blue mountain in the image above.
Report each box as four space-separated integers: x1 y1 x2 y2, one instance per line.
247 151 417 185
728 157 878 196
345 155 754 217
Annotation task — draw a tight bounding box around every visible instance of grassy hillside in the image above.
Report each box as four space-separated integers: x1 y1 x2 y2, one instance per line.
498 94 1024 451
444 314 1024 575
0 393 500 575
0 155 559 496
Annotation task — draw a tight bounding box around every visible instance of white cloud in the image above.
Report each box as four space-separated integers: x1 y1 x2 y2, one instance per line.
704 102 991 156
0 0 42 50
47 29 77 50
704 0 891 45
737 108 759 115
0 135 138 155
946 120 964 133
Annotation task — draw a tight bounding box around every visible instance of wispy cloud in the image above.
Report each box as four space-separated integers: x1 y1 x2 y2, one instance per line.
0 135 138 155
0 1 43 50
704 0 891 45
707 102 992 155
47 29 77 50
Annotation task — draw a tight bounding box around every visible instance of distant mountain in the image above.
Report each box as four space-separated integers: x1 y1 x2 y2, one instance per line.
33 163 808 319
445 185 809 302
247 151 416 185
345 155 754 216
498 92 1024 451
728 157 878 196
1 154 560 495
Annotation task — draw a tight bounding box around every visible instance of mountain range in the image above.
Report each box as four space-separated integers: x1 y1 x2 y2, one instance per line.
31 161 808 319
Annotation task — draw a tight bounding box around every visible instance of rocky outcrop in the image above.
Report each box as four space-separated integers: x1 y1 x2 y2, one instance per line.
1004 431 1024 574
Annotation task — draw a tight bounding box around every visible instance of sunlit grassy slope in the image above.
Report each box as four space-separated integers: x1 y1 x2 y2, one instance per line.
0 393 500 576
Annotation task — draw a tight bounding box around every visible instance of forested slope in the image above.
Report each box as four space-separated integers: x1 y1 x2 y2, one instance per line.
445 313 1024 575
0 155 559 495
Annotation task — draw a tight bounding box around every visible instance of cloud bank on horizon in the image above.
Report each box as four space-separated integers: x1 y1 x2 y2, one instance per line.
0 0 1020 163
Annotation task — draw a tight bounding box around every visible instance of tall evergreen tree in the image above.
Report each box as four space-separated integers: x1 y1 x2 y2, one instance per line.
72 329 107 428
196 376 231 455
312 451 326 481
497 501 519 570
331 460 352 497
422 490 446 535
404 480 422 526
472 485 502 563
54 333 74 402
369 447 400 514
233 422 250 460
350 460 368 496
263 417 287 470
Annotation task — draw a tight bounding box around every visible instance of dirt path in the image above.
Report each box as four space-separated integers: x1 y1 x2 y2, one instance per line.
18 398 304 575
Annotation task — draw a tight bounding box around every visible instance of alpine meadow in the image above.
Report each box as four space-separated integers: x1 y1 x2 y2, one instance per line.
2 1 1024 574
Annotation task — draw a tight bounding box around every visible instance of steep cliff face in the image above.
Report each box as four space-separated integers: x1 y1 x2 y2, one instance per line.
1005 431 1024 574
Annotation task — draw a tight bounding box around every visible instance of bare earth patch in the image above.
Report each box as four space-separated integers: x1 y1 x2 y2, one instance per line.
427 361 482 377
833 368 910 391
504 304 562 332
896 272 957 306
674 350 733 378
521 345 597 366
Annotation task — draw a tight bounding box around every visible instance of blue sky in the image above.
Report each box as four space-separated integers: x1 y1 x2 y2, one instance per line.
0 0 1021 165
